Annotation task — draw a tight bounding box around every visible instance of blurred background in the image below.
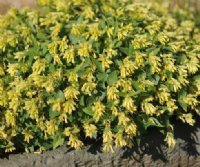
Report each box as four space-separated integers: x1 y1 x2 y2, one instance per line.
0 0 35 14
0 0 200 15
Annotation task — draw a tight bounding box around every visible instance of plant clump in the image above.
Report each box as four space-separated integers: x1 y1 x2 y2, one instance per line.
0 0 199 153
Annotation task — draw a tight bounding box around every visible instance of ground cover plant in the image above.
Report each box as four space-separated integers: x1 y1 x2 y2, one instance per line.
0 0 199 154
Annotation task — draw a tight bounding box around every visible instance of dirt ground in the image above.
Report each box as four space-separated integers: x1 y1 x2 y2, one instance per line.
0 0 35 14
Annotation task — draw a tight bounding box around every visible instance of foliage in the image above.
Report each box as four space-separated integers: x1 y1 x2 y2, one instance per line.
0 0 199 153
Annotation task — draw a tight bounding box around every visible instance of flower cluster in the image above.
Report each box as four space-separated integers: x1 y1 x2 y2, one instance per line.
0 0 199 153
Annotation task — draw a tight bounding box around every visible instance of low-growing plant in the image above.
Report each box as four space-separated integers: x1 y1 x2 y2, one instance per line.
0 0 199 153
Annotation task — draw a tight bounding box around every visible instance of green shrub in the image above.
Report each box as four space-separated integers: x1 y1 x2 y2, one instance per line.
0 0 199 153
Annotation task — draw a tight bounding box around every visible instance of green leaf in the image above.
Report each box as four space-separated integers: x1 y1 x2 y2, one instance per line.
107 71 118 85
178 90 187 111
83 106 94 116
143 117 164 130
53 135 64 149
97 72 108 82
49 110 60 119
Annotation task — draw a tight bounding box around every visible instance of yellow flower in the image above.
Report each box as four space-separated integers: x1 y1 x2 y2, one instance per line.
105 46 117 58
68 72 78 82
141 97 157 115
120 58 136 78
24 99 39 120
187 57 199 74
7 63 19 77
162 54 176 72
164 132 176 148
179 113 195 126
166 99 178 112
81 82 96 96
118 112 130 126
125 123 137 136
46 120 58 135
98 54 113 70
50 23 62 38
0 66 5 76
84 124 97 138
63 47 75 64
122 96 137 113
82 6 95 19
106 27 114 38
78 43 92 57
48 98 62 112
88 23 102 41
67 134 83 150
5 110 16 127
168 78 181 92
157 32 169 44
92 101 105 122
103 125 113 152
183 94 198 108
157 85 170 104
22 130 33 143
117 79 132 92
131 34 150 49
64 86 80 99
42 78 55 93
103 143 114 153
114 131 127 147
5 143 16 153
71 24 85 36
32 59 47 75
63 99 76 114
107 86 119 101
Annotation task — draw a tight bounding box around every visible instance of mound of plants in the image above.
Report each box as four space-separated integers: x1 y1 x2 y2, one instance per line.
0 0 199 153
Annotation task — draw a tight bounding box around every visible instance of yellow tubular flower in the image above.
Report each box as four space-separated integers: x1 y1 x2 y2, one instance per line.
81 82 96 96
120 58 136 78
46 120 58 136
125 123 137 137
148 54 161 74
48 98 63 112
141 97 157 115
168 78 181 92
118 112 130 126
122 96 137 113
98 54 113 70
5 143 16 153
92 101 105 122
117 79 132 92
84 124 97 138
68 72 78 82
32 59 47 75
114 131 127 147
179 113 195 126
5 110 16 127
7 63 19 77
165 132 176 148
67 134 83 150
167 99 178 112
78 43 92 57
157 85 170 104
103 125 113 152
24 99 39 120
63 99 76 114
107 86 119 101
0 66 5 76
63 47 75 64
22 130 33 143
64 86 80 99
